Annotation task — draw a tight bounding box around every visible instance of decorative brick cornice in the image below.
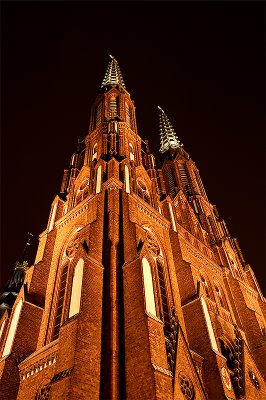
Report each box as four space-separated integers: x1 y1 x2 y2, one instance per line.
152 363 173 377
130 195 170 230
56 202 89 230
20 351 57 381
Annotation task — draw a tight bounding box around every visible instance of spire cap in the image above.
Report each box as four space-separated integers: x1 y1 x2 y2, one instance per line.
158 106 183 153
101 55 126 89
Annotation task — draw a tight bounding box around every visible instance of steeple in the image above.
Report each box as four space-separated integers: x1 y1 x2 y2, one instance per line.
158 106 183 153
101 55 126 89
0 233 34 317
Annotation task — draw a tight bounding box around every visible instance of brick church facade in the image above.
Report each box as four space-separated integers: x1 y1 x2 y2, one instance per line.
0 56 265 400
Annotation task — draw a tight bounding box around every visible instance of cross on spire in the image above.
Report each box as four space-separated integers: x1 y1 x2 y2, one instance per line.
101 55 126 89
158 106 183 153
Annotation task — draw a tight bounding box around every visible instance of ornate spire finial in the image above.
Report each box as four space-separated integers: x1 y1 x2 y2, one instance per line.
101 55 126 89
158 106 183 153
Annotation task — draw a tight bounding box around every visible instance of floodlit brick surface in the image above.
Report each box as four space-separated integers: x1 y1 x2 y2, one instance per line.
1 59 265 400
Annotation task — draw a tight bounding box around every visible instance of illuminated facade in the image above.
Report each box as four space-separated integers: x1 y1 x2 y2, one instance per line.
0 56 265 400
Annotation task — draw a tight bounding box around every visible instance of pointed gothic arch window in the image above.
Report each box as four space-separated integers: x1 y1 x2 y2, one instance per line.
124 165 130 194
136 180 151 205
96 165 102 194
129 142 134 161
156 259 171 334
69 259 84 318
178 164 191 196
214 285 229 310
2 299 23 357
194 170 207 199
75 178 90 206
125 102 131 127
218 337 235 371
143 230 173 335
109 96 117 118
92 143 98 161
200 275 214 300
142 257 156 316
52 262 69 341
166 165 177 196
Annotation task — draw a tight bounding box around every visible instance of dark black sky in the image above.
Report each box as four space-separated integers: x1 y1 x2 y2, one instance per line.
1 1 265 295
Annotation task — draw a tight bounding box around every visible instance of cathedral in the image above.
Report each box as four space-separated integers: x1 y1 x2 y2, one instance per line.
0 56 265 400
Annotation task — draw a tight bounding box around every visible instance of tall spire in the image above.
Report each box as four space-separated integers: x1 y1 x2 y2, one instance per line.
0 233 34 317
158 106 183 153
101 55 126 89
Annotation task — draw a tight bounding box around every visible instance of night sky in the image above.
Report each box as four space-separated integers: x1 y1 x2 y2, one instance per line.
1 1 265 295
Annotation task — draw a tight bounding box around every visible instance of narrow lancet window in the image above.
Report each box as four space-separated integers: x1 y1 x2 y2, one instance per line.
125 103 131 127
125 165 130 193
142 257 156 316
157 260 171 333
2 299 23 357
194 170 207 199
69 259 84 318
109 97 117 118
95 102 102 128
52 263 69 341
129 143 134 161
92 143 98 161
96 165 102 194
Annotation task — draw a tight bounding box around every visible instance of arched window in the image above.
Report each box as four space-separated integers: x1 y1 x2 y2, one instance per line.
125 103 131 127
136 180 151 205
52 262 69 341
200 275 213 299
92 143 98 161
215 285 229 310
96 165 102 194
144 230 173 334
194 170 207 199
75 178 89 206
178 164 191 196
166 165 177 196
109 97 117 118
230 259 241 280
69 259 84 318
142 257 156 316
129 143 134 161
156 260 171 334
2 299 23 357
219 338 235 370
124 165 130 194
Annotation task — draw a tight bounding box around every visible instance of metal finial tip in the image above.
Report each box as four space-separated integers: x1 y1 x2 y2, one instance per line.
158 106 164 113
109 54 114 60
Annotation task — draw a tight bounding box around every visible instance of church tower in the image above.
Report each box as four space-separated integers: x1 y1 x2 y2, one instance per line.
0 56 265 400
